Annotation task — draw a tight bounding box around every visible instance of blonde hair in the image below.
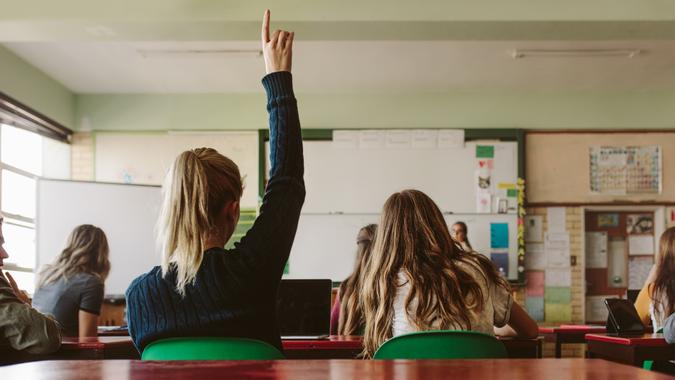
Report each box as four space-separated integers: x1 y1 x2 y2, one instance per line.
158 148 243 296
361 189 509 358
337 224 377 336
38 225 110 287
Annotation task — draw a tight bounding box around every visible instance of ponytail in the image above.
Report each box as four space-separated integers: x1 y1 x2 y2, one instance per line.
158 148 243 296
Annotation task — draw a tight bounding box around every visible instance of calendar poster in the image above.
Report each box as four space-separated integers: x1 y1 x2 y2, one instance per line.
590 146 661 195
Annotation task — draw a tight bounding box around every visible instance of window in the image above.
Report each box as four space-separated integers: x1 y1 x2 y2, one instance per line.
1 124 70 293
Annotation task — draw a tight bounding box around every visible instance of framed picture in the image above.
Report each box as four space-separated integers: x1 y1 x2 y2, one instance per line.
597 213 619 228
626 214 654 234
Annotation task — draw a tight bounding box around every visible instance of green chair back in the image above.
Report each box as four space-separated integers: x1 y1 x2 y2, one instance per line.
374 330 507 359
141 337 285 361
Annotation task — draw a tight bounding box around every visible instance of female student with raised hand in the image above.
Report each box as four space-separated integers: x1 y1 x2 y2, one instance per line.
125 10 304 353
330 224 377 335
0 215 61 354
361 190 538 358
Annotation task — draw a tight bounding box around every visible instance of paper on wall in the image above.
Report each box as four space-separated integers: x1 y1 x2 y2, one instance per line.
525 243 546 270
385 130 412 149
628 235 654 255
545 303 571 322
526 271 545 297
437 129 464 148
545 268 571 287
547 207 566 233
332 130 359 149
524 215 543 242
526 296 544 321
628 256 654 290
585 231 608 269
358 130 385 149
545 287 572 304
545 232 570 268
411 130 438 149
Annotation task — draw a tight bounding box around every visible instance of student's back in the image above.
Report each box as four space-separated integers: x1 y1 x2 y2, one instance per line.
126 11 303 353
650 227 675 331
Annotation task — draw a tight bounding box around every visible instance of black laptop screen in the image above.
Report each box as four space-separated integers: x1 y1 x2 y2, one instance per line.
605 298 645 334
276 279 332 336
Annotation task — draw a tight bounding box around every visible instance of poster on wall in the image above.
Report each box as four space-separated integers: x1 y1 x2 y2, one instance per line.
626 214 654 234
589 146 661 195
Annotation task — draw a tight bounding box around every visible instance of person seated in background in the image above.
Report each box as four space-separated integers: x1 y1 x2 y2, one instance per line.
330 224 377 335
0 216 61 354
33 225 110 337
646 227 675 332
451 221 473 252
361 190 538 358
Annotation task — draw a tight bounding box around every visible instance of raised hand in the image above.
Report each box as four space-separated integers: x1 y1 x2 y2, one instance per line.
261 9 294 74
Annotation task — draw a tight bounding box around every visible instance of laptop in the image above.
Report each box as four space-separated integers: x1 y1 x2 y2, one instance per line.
276 279 332 340
604 298 645 336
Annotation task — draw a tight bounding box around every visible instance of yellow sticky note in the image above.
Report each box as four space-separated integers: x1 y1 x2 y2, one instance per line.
498 182 516 190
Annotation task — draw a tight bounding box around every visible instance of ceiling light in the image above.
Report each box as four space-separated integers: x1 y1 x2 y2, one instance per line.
510 49 641 59
137 49 262 59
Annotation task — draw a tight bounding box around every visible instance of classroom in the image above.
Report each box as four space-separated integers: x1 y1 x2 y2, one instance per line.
1 1 675 378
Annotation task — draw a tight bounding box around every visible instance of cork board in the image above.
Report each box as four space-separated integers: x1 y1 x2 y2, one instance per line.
526 132 675 203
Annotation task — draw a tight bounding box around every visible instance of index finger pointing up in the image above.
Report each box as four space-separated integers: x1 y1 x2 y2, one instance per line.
262 9 270 43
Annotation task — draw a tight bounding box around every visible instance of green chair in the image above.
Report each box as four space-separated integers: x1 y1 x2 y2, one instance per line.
141 337 285 360
374 330 507 359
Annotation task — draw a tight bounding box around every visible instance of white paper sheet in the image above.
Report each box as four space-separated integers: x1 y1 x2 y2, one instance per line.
437 129 464 148
545 232 570 268
524 215 543 242
332 130 359 149
585 231 608 269
411 130 438 149
358 130 385 149
628 235 655 255
545 268 571 287
629 256 654 289
525 243 546 270
385 130 412 149
547 207 566 233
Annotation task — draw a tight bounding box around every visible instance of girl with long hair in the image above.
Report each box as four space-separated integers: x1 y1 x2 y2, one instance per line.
330 224 377 335
649 227 675 330
361 190 537 357
451 221 472 251
125 10 304 352
33 224 110 337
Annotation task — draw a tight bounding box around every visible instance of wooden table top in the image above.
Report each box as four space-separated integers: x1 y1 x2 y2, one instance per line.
0 359 666 380
282 335 363 350
538 325 607 335
60 336 135 349
585 333 670 347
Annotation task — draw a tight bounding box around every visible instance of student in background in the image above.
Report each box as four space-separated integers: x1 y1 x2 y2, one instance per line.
361 190 538 358
125 10 304 353
33 225 110 337
647 227 675 331
330 224 377 335
0 216 61 354
451 221 473 252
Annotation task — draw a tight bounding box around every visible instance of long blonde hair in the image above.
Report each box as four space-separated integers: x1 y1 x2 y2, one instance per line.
38 225 110 287
652 227 675 325
362 189 509 357
158 147 243 296
338 224 377 335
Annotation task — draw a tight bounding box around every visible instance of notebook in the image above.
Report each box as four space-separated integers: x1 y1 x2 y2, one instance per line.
604 298 646 336
276 279 332 340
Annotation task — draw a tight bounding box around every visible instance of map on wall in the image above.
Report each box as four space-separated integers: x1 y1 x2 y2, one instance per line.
589 146 661 195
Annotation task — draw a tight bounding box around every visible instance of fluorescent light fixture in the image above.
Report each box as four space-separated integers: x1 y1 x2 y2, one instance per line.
137 49 262 59
510 49 641 59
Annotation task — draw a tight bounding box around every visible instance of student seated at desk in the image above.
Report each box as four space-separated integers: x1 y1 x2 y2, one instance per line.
450 221 472 252
126 11 303 353
647 227 675 331
0 215 61 354
33 225 110 337
330 224 377 335
361 190 538 358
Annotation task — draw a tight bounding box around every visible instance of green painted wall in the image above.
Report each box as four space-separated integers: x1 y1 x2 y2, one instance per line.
76 89 675 131
0 45 74 127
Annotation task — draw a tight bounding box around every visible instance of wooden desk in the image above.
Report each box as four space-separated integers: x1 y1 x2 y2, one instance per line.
0 359 665 379
585 333 675 367
97 326 129 337
539 325 606 358
283 335 542 359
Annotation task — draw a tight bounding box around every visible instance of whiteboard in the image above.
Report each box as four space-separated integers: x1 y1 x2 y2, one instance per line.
268 140 517 213
285 213 518 281
95 131 259 208
37 179 162 296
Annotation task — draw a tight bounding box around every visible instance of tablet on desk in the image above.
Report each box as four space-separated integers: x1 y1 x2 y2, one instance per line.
604 298 645 336
277 279 332 340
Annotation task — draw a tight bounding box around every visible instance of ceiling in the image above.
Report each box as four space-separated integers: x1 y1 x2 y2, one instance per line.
5 40 675 93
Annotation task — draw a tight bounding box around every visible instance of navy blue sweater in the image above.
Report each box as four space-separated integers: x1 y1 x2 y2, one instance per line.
125 72 304 352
